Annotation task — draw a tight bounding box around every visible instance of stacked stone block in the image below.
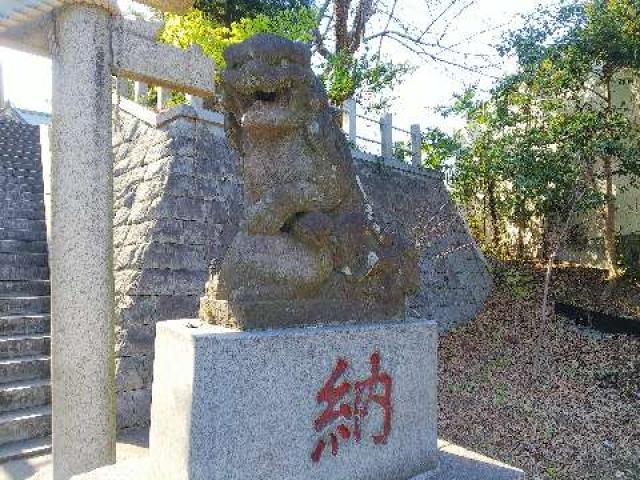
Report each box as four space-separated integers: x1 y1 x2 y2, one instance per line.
112 112 242 429
353 158 492 331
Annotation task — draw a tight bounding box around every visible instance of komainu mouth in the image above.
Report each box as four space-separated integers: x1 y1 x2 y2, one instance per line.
200 34 418 330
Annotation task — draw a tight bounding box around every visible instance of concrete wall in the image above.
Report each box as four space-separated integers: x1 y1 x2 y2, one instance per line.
112 105 491 429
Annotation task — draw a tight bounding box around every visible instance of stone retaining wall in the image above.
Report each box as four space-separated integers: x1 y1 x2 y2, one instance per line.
112 105 491 429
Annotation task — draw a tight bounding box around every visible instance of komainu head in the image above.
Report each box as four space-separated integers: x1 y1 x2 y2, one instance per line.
222 34 328 134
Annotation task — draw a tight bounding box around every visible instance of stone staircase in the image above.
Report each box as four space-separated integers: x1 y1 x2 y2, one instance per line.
0 119 52 462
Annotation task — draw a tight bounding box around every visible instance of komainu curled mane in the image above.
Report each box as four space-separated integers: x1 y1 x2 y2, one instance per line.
200 34 418 329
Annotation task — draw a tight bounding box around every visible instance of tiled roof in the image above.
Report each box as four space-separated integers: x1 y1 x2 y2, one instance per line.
0 0 119 33
0 0 192 33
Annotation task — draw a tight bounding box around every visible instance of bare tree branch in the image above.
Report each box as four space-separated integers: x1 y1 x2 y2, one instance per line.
377 0 399 57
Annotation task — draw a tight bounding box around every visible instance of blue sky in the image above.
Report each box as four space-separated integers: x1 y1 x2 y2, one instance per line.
0 0 554 133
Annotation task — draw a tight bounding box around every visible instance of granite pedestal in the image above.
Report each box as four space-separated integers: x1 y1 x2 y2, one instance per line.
73 318 438 480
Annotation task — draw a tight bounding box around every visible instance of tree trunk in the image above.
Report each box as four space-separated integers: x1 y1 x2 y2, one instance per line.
603 155 618 276
517 224 525 259
334 0 351 52
603 76 619 277
487 179 500 253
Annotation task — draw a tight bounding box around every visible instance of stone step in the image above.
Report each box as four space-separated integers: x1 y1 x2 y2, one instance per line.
0 280 50 296
0 163 42 172
0 356 50 384
0 191 45 201
0 182 43 192
0 175 44 186
0 252 48 267
0 201 45 210
0 297 50 315
0 219 46 232
0 168 41 177
0 192 44 201
0 240 48 254
0 379 50 414
0 173 42 183
0 228 46 242
0 160 41 169
0 193 44 201
0 149 41 157
0 315 50 336
0 207 45 219
0 334 50 359
0 199 45 208
0 154 42 162
0 406 51 447
0 435 51 464
0 210 46 220
0 264 49 281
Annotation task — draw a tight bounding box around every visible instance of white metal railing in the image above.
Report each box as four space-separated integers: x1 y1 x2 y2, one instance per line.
341 98 423 168
116 78 201 111
116 80 427 170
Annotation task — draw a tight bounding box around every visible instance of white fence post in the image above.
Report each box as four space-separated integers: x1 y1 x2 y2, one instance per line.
411 123 422 167
157 86 171 110
187 94 204 109
343 98 357 143
380 112 393 161
134 81 148 102
116 77 128 99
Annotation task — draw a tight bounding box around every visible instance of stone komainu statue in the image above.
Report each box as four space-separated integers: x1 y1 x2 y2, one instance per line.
200 34 418 329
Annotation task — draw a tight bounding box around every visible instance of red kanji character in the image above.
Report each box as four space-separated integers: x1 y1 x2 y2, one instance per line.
353 351 392 445
311 358 353 463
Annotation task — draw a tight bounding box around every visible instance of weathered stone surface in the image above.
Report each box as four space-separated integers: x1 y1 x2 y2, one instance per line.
112 18 215 97
138 0 192 14
149 319 437 480
200 34 418 329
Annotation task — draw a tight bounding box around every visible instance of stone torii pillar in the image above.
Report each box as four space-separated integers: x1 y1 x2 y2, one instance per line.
0 1 214 478
49 4 116 478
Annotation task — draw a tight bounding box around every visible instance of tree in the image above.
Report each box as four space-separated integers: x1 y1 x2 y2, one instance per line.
449 0 640 274
162 0 493 109
311 0 493 107
161 7 317 70
193 0 312 26
421 127 464 171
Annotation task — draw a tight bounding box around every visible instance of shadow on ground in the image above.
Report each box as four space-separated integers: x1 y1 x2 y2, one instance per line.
1 432 524 480
0 429 150 480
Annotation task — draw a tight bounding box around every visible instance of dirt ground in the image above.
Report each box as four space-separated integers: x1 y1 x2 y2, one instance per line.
438 262 640 480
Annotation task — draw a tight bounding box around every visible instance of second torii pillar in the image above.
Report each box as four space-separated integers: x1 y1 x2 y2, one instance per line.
50 4 116 479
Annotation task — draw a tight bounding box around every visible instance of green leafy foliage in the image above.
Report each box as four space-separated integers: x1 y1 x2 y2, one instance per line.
320 49 410 108
447 0 640 267
161 6 405 108
160 7 317 72
193 0 311 26
421 127 464 170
